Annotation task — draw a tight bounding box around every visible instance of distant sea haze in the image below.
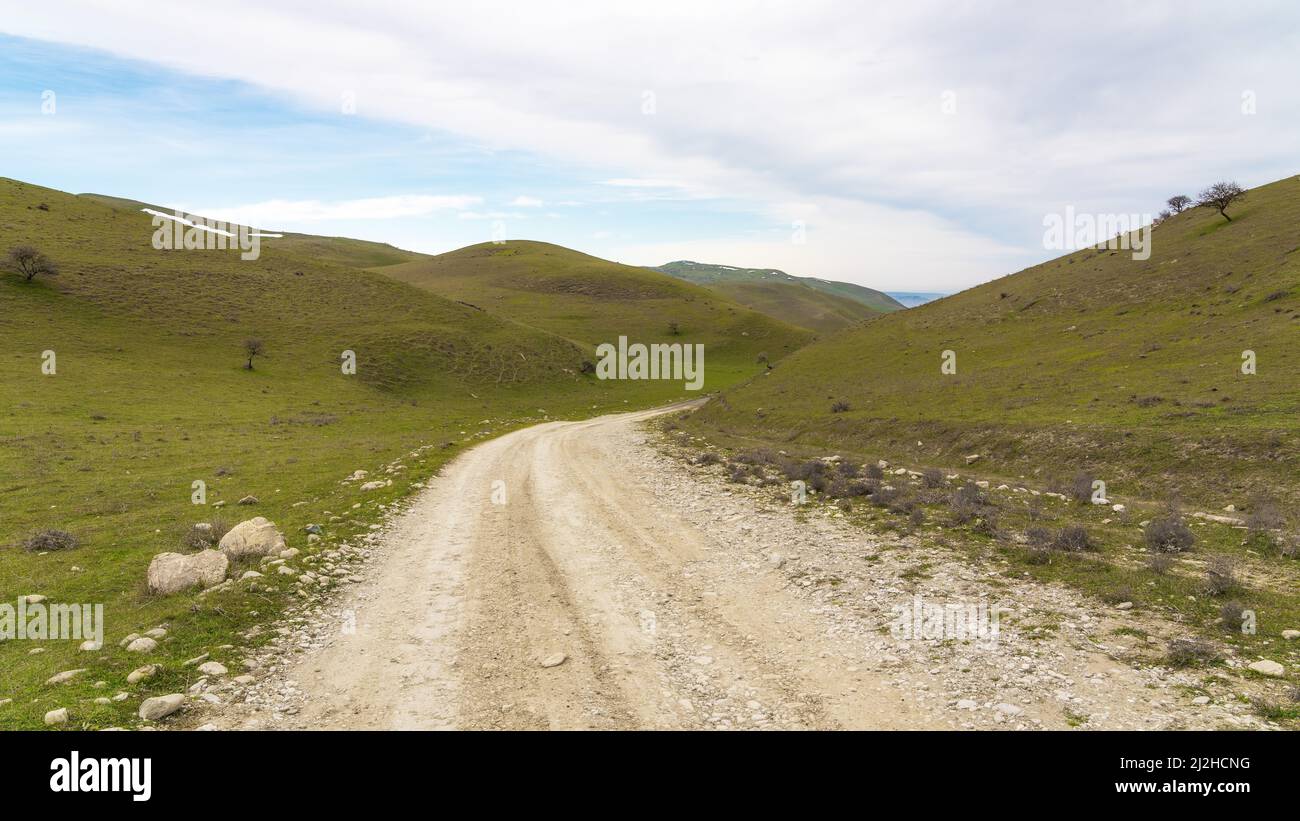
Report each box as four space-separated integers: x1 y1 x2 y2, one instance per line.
886 292 947 308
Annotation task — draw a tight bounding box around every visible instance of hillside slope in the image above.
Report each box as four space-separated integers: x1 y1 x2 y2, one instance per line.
381 241 814 386
656 260 904 317
0 178 687 728
683 175 1300 508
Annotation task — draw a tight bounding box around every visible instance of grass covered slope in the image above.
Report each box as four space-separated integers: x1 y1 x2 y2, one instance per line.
684 175 1300 509
382 240 814 388
656 260 904 317
0 178 697 729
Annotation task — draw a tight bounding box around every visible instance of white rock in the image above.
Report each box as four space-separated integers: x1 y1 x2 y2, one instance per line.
126 665 158 684
240 570 263 580
219 516 287 560
147 550 228 595
995 703 1023 716
359 480 385 491
138 693 185 721
79 640 102 652
197 661 228 677
1191 696 1210 705
126 637 158 653
1247 659 1285 677
1281 630 1300 640
956 699 977 710
540 652 567 668
45 669 87 685
1112 503 1126 512
44 708 69 725
1115 602 1134 610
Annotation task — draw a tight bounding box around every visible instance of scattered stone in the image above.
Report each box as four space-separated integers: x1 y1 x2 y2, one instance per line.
219 517 287 560
240 570 263 580
127 665 158 684
995 703 1023 716
956 699 977 710
79 640 102 652
138 694 185 721
44 708 69 725
1247 659 1285 677
45 669 87 685
183 654 210 667
1191 696 1210 706
148 550 228 595
237 495 259 505
964 454 980 465
360 481 385 491
126 637 158 653
1282 630 1299 640
1115 602 1134 610
22 594 47 605
197 661 228 677
540 652 567 668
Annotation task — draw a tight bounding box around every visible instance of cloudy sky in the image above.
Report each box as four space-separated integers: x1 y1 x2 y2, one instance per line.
1 1 1297 291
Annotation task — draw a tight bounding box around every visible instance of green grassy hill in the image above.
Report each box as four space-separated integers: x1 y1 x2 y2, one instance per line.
0 178 770 729
655 259 904 319
381 241 814 384
684 175 1300 509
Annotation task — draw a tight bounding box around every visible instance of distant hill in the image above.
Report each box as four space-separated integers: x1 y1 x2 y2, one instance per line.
655 260 904 319
681 174 1300 508
380 241 814 384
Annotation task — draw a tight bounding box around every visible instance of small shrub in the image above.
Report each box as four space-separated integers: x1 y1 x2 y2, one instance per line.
1167 638 1219 668
1219 600 1247 633
1245 498 1284 534
1101 585 1136 605
695 451 721 466
1147 552 1174 575
1203 555 1236 596
579 360 596 374
1145 515 1195 553
1069 471 1094 504
1052 525 1092 552
837 461 860 479
830 400 850 413
908 508 925 528
1025 526 1053 548
865 463 884 480
23 529 78 551
727 463 751 483
921 468 945 489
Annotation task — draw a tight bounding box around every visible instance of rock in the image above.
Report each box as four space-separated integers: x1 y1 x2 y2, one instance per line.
148 550 228 595
964 454 981 465
277 565 297 576
305 524 323 535
1247 659 1285 677
138 694 185 721
126 637 158 653
144 627 167 639
44 708 69 725
1191 696 1210 705
79 640 102 652
127 665 158 684
94 697 111 705
237 495 258 505
197 661 228 677
218 517 286 560
233 675 255 685
1281 630 1299 640
45 669 87 685
1112 503 1126 512
240 570 263 580
183 653 210 667
307 533 321 544
995 703 1023 716
359 481 385 491
119 633 140 647
22 594 48 605
540 652 567 668
1115 602 1134 610
956 699 977 710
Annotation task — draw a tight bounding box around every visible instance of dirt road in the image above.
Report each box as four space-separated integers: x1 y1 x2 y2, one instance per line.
215 403 1263 730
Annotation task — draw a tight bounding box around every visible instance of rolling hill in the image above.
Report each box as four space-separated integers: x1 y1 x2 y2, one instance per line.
655 260 904 328
682 174 1300 509
379 241 814 385
0 178 784 728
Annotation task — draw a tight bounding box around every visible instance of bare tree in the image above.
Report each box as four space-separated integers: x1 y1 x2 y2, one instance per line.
6 245 59 282
1197 181 1246 222
1154 209 1172 227
243 338 264 370
1166 195 1192 214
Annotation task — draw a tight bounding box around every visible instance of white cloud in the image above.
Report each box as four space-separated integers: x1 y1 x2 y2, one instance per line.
509 195 544 207
5 1 1298 289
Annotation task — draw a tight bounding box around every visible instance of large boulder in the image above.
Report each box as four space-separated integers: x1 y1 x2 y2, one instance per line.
147 550 228 595
138 694 185 721
218 517 286 560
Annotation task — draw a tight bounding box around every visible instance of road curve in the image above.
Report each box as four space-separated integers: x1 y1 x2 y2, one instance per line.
255 401 938 730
